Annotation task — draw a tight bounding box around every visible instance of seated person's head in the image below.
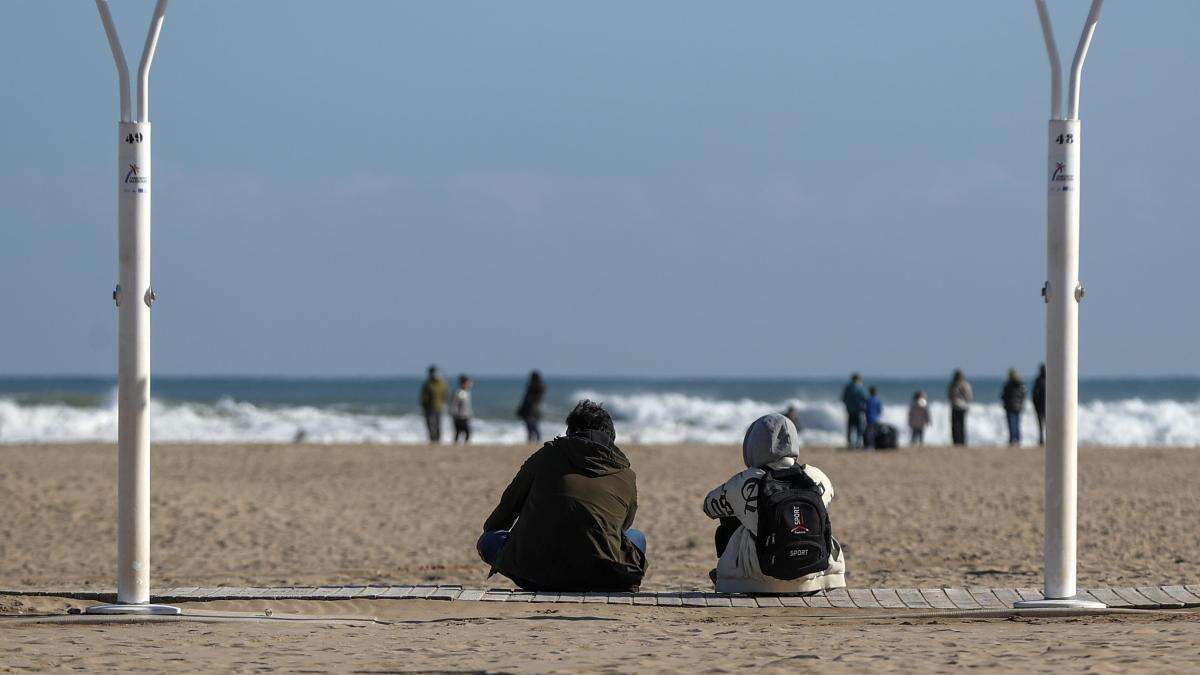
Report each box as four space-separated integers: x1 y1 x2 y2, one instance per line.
742 413 800 470
566 399 616 445
869 386 877 396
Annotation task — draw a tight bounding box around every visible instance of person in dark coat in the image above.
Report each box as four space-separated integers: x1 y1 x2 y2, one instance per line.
1032 363 1047 445
419 365 448 443
947 369 973 446
517 370 546 443
1000 368 1027 446
477 400 647 592
840 373 868 449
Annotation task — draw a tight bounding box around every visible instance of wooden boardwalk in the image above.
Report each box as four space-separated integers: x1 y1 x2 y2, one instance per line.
4 584 1199 610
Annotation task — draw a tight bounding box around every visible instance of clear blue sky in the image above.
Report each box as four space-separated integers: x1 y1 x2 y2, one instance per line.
2 1 1198 377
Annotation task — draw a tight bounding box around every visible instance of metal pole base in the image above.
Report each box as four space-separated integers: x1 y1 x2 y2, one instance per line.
1013 596 1106 610
84 603 182 616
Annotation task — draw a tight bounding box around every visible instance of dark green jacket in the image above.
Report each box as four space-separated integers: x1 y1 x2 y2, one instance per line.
483 430 646 592
420 377 447 411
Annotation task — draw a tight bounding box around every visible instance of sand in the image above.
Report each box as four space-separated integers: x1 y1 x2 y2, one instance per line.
2 442 1199 671
1 596 1198 672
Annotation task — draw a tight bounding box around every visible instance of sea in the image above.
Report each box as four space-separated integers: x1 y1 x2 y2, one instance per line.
1 375 1198 447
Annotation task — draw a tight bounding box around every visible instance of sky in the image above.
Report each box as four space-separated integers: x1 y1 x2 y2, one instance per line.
2 1 1199 378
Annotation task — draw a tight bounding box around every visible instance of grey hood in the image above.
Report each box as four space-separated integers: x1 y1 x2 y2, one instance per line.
742 413 800 468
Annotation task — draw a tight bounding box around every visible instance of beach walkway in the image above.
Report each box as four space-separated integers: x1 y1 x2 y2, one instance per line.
5 584 1199 611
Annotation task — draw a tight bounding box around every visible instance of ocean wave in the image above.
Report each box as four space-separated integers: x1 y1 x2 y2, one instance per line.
1 391 1198 447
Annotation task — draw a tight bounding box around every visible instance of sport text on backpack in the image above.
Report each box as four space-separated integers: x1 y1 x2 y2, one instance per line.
755 466 831 580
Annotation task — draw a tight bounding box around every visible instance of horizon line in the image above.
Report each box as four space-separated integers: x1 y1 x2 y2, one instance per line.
4 372 1200 381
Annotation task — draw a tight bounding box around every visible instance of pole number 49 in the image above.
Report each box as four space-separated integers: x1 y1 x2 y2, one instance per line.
124 132 144 144
1055 133 1074 144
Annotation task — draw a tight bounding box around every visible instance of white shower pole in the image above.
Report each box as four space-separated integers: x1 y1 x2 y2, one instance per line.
1017 0 1106 610
88 0 179 616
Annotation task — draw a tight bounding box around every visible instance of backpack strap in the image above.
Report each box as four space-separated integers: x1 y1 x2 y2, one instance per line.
767 464 824 496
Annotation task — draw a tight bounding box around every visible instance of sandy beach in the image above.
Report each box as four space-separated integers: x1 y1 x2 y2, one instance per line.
2 443 1197 590
2 442 1198 671
1 595 1197 672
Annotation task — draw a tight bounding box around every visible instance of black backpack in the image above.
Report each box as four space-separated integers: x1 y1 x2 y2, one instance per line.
755 465 831 580
874 423 898 450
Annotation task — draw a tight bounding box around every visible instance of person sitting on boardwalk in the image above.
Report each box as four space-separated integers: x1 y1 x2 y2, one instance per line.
702 413 846 595
477 400 647 592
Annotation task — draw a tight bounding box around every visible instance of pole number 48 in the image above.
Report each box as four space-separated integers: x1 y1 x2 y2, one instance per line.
1055 133 1074 144
124 132 144 144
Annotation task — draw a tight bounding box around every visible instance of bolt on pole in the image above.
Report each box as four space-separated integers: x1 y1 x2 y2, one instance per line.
87 0 179 616
1017 0 1107 610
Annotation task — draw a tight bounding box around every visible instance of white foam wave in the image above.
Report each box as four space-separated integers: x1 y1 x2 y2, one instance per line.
0 396 560 445
1 392 1198 447
575 390 1200 448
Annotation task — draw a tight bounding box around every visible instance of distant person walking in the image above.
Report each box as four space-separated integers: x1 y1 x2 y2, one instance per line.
1032 363 1047 445
517 370 546 443
840 373 868 449
947 369 973 446
864 387 883 449
420 365 448 443
451 375 474 444
1001 368 1027 447
907 390 930 446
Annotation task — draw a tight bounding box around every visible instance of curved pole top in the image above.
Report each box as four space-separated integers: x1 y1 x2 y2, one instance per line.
94 0 131 122
1034 1 1063 120
1067 0 1104 120
1034 0 1104 121
94 0 170 123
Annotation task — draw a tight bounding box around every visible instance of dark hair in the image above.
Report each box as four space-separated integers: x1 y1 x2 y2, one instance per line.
566 399 615 441
529 370 543 384
428 365 439 376
459 374 470 385
851 372 861 381
869 386 877 395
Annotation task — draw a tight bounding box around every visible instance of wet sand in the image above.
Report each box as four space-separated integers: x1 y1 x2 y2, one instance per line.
2 442 1198 671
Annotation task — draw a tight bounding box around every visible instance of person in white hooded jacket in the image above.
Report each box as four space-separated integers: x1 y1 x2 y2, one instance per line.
702 413 846 594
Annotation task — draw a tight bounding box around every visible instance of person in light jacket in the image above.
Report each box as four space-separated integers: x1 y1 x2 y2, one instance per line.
947 369 973 446
907 390 930 446
451 375 474 444
701 414 846 595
